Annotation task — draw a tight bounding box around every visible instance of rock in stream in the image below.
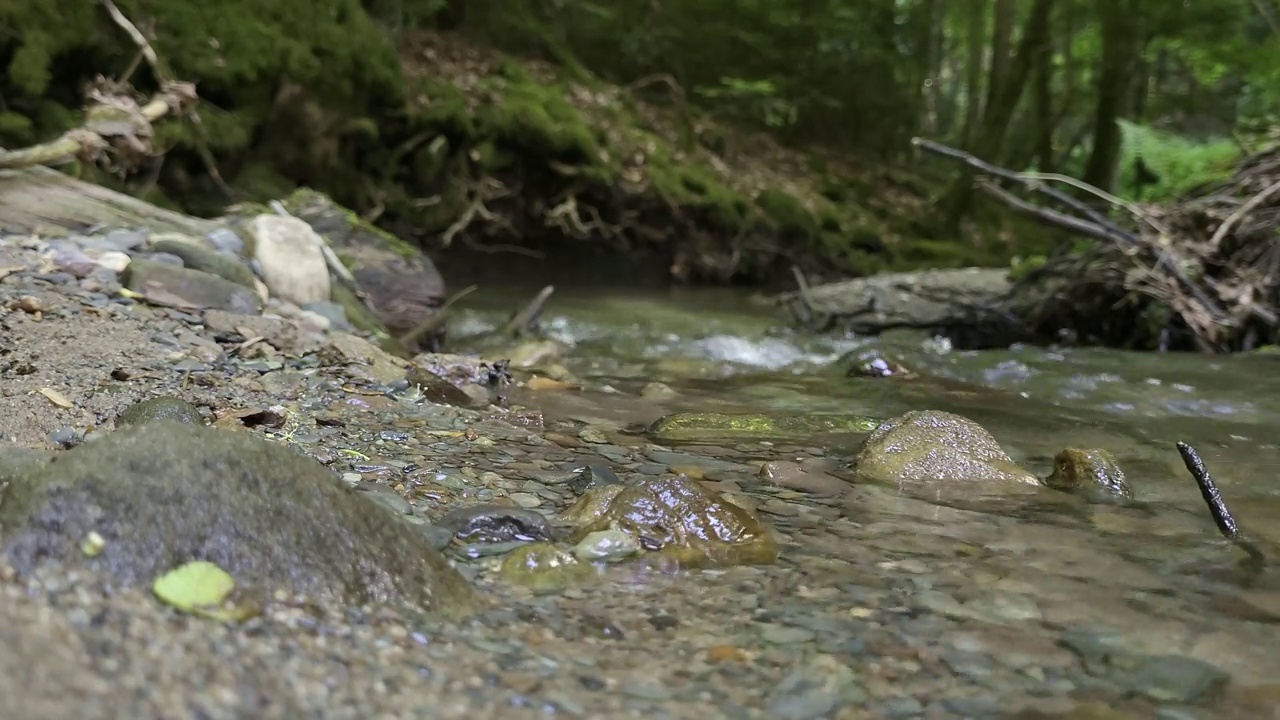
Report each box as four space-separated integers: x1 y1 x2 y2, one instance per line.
0 421 477 615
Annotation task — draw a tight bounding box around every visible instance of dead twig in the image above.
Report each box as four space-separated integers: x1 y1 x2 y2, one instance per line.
397 284 478 350
1175 441 1266 568
1209 176 1280 248
100 0 232 198
499 285 555 337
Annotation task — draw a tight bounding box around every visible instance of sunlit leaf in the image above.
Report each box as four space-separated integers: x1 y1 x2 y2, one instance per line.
153 561 236 620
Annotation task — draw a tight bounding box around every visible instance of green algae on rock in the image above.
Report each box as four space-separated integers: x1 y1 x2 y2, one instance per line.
115 396 205 428
559 475 778 569
499 542 596 592
851 410 1039 486
1045 448 1133 501
0 421 477 616
649 411 879 444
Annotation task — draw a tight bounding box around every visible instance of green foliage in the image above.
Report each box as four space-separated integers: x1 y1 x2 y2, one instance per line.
755 189 816 236
1117 120 1240 200
696 78 797 129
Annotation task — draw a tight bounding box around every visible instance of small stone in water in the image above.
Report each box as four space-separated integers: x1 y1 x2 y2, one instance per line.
578 427 608 444
574 529 641 562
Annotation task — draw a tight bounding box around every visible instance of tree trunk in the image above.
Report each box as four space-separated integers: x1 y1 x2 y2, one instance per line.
1031 5 1057 171
960 0 988 147
1082 0 1144 193
940 0 1056 234
918 0 943 135
982 0 1015 124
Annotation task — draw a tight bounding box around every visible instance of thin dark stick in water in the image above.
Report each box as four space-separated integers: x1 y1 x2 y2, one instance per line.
1176 441 1240 538
1176 441 1266 567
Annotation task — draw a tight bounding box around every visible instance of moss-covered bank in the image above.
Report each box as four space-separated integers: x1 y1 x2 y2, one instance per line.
1 5 1041 286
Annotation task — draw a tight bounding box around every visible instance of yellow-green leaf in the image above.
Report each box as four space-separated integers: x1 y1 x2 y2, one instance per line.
153 561 235 619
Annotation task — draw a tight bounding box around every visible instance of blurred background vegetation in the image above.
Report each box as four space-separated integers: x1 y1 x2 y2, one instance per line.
2 0 1278 282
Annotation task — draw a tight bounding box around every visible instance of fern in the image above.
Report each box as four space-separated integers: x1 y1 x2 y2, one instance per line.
1117 119 1240 200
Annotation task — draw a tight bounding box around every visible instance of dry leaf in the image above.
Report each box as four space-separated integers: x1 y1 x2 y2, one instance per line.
37 387 74 408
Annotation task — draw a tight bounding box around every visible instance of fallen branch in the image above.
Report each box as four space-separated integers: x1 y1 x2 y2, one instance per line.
913 137 1133 241
0 1 202 177
0 82 197 170
100 0 231 198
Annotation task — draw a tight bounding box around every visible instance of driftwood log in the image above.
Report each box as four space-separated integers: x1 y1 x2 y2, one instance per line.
764 266 1025 345
0 166 218 237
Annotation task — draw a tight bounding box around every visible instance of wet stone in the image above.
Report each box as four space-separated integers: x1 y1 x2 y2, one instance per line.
941 695 1002 717
509 493 543 509
764 653 865 720
573 529 641 562
1126 656 1230 704
567 463 623 495
645 449 753 474
0 421 476 613
116 396 205 427
436 504 557 543
149 237 258 290
358 484 414 515
47 426 82 448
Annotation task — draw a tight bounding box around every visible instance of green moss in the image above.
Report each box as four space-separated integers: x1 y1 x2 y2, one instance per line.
648 151 748 228
755 189 819 237
8 34 53 95
282 188 421 261
1008 255 1047 281
472 140 516 171
0 111 34 145
231 162 296 202
155 106 258 154
473 75 604 165
410 78 475 137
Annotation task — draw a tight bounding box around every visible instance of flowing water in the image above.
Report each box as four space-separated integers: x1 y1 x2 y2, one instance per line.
449 284 1280 714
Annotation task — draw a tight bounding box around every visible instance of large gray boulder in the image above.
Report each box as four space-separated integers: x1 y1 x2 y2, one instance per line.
0 421 477 615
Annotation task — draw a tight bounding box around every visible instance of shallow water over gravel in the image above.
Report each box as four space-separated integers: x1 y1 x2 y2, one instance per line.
445 285 1280 716
5 253 1280 719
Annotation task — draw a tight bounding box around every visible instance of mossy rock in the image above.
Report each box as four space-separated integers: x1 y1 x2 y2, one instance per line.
273 188 446 353
559 476 778 569
0 421 477 614
116 396 205 428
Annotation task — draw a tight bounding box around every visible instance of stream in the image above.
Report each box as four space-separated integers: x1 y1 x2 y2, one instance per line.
448 283 1280 715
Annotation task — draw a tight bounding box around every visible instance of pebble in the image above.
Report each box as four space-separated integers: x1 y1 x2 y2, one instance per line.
757 623 817 645
509 492 543 508
1127 655 1230 704
765 653 864 720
